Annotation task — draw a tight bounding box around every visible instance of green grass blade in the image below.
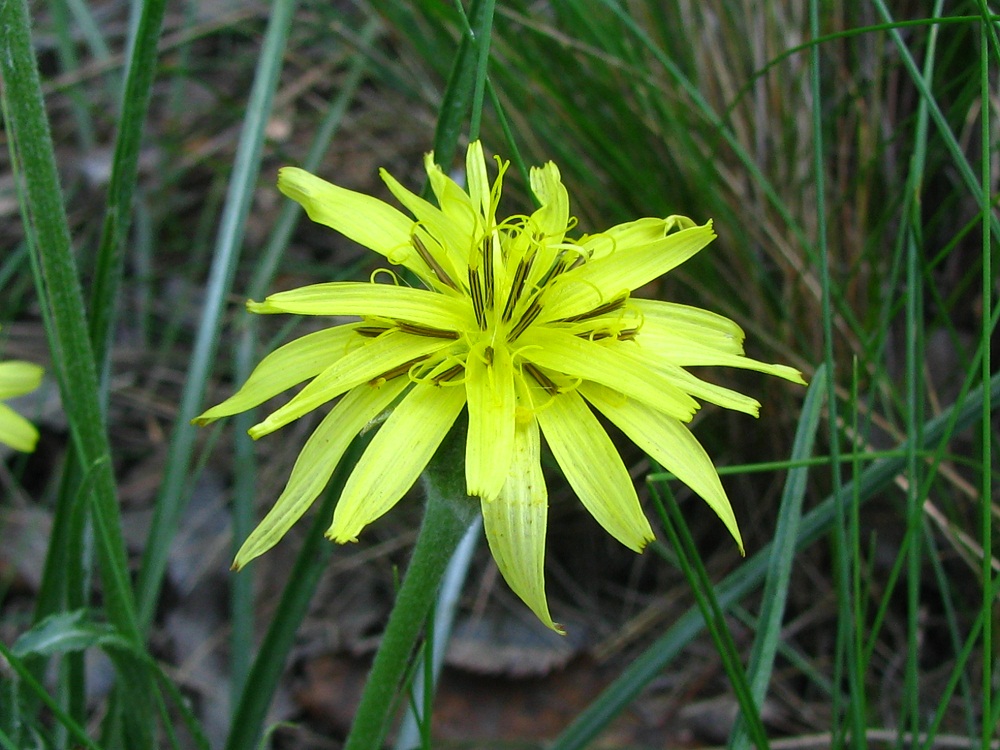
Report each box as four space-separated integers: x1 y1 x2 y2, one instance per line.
134 0 300 633
88 0 167 369
429 0 495 170
729 364 827 750
229 17 378 712
551 371 1000 750
976 7 994 746
651 485 770 750
0 0 141 672
0 641 104 750
223 436 365 750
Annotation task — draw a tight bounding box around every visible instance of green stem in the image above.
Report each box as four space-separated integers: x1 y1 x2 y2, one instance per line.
343 424 479 750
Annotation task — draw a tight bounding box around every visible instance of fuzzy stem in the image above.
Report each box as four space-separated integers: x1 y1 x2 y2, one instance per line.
342 421 478 750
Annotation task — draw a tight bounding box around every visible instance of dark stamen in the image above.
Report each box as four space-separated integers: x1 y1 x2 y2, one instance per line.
524 362 559 394
368 354 430 385
469 266 488 330
556 293 628 323
356 326 391 338
482 236 495 311
432 363 465 384
502 253 534 323
396 322 460 339
507 299 542 341
413 234 458 290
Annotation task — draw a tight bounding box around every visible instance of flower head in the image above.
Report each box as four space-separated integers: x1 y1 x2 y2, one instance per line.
0 337 44 453
196 142 804 631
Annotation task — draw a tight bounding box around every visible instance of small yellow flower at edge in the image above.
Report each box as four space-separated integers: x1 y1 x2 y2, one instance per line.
0 338 44 452
195 142 806 632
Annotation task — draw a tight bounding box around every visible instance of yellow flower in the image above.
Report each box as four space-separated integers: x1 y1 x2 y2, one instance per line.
196 142 805 631
0 346 44 453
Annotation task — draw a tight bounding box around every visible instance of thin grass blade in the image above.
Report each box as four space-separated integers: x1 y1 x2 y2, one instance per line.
729 364 827 750
134 0 300 633
550 371 1000 750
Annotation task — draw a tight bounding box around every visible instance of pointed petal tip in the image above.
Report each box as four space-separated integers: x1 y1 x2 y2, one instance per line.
325 528 359 544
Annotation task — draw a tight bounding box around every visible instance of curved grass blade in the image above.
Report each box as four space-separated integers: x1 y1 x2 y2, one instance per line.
729 364 827 750
0 7 154 746
223 436 367 750
134 0 300 633
229 17 378 711
551 370 1000 750
88 0 168 369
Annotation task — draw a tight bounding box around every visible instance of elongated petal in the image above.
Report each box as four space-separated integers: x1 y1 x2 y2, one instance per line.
535 388 654 552
653 362 763 416
580 381 743 552
194 326 359 425
482 415 561 632
466 141 491 221
278 167 422 270
577 217 670 261
250 331 453 438
233 377 409 568
465 342 515 501
639 320 806 383
0 402 39 452
248 282 472 331
628 297 746 346
424 152 478 249
0 361 43 399
380 168 468 283
518 328 699 421
542 222 715 321
328 381 467 542
528 161 569 241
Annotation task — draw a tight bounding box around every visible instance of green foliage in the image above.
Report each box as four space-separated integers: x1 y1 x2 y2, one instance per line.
0 0 996 748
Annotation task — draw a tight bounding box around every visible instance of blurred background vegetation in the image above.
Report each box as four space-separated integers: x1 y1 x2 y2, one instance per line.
1 1 997 748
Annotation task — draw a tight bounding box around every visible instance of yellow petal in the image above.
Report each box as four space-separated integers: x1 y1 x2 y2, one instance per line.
328 381 466 542
247 282 472 331
638 320 804 385
233 377 409 568
465 141 491 221
535 388 654 552
379 168 467 285
278 167 421 270
580 381 743 552
0 361 43 400
518 328 699 421
465 342 515 501
632 299 746 355
652 362 763 416
250 331 454 438
481 414 563 632
194 326 359 425
577 217 671 261
424 152 478 249
0 402 39 452
543 222 715 321
528 161 569 242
